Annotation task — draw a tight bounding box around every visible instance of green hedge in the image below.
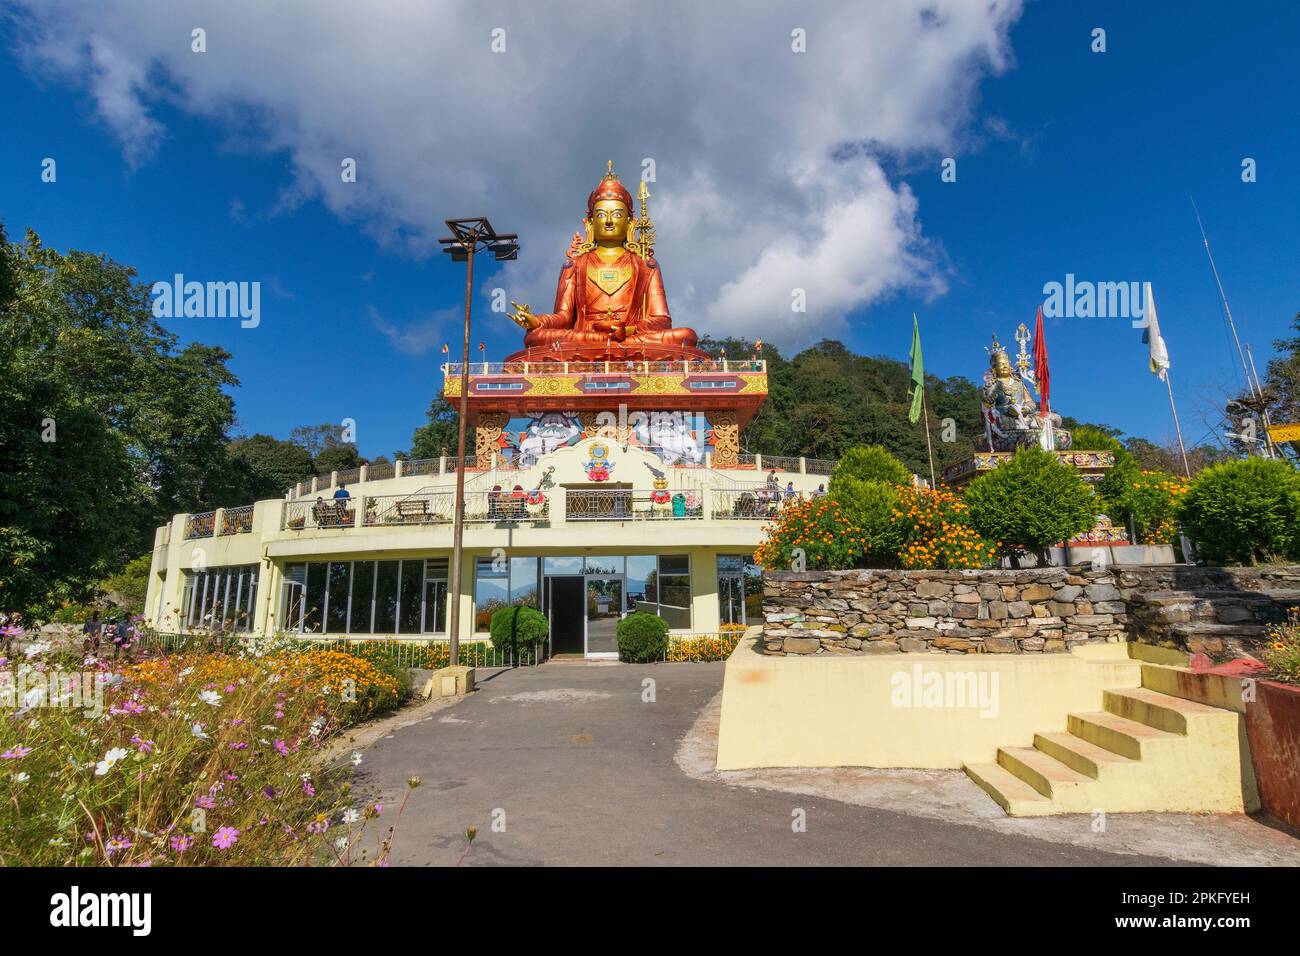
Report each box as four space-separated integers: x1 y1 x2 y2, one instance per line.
489 604 549 655
617 611 669 663
1179 458 1300 564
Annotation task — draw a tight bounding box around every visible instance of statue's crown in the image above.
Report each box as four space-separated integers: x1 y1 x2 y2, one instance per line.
986 334 1008 360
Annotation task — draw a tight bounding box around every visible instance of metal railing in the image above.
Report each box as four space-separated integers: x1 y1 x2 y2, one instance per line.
219 505 254 536
282 498 357 530
442 359 766 376
334 467 361 485
565 488 705 521
403 458 436 477
711 485 789 520
367 461 396 481
805 458 836 475
185 511 216 539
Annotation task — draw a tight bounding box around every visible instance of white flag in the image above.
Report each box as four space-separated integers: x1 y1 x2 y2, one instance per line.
1142 281 1170 380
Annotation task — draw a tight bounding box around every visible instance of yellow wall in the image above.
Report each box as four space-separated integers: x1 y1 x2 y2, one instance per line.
716 632 1142 770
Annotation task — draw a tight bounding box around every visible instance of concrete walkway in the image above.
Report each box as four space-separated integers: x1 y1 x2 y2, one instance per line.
350 661 1300 866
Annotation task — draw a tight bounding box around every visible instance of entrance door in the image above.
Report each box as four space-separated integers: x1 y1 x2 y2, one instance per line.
585 575 624 658
547 575 585 656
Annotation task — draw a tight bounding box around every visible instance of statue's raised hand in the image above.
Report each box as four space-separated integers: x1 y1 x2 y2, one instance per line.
509 300 539 330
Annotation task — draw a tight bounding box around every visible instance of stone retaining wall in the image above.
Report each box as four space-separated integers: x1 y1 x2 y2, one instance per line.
762 565 1300 656
763 568 1130 655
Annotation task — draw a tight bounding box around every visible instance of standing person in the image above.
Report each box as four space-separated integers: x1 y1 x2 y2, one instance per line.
333 482 352 524
82 611 102 655
785 481 796 501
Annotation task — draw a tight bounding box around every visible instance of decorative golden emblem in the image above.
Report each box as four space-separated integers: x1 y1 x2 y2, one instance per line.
588 263 633 295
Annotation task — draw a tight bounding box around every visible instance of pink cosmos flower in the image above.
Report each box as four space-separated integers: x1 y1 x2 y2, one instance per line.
131 736 155 753
212 826 240 849
170 834 194 854
106 836 133 855
195 795 216 810
274 739 289 755
302 779 315 797
229 742 248 750
1 747 32 759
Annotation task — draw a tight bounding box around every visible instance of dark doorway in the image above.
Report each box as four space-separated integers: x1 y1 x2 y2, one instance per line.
548 575 585 655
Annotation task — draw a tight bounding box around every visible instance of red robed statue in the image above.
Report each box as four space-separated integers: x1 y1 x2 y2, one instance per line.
507 163 704 362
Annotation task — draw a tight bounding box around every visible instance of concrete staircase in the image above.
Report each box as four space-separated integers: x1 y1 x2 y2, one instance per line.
965 685 1256 816
1128 587 1300 659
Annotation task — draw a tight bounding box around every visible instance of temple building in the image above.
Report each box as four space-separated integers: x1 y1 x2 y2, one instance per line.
142 165 832 657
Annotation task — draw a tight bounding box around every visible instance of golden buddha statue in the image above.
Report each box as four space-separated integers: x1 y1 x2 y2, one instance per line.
982 334 1070 451
507 163 702 361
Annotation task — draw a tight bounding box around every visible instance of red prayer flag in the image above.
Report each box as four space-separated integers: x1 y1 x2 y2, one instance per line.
1033 305 1050 416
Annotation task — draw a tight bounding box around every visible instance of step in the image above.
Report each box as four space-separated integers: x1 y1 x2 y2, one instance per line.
964 761 1055 816
1168 621 1269 639
996 746 1091 798
1067 710 1179 760
1103 686 1231 734
1033 731 1139 779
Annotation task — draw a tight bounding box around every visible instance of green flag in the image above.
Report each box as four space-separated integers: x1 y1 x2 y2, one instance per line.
908 313 924 424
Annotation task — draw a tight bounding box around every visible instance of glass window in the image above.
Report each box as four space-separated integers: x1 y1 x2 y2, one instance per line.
281 564 306 632
509 557 539 607
583 555 624 575
303 563 327 634
718 554 761 626
423 579 447 633
244 565 260 632
350 561 375 633
399 560 423 634
626 555 658 615
475 557 509 631
326 562 351 634
374 561 400 633
658 554 692 629
543 555 583 575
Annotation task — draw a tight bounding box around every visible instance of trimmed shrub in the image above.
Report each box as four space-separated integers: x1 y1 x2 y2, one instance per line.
489 604 549 655
829 477 904 566
616 611 669 663
1178 458 1300 564
964 447 1097 566
829 444 911 489
1116 470 1189 544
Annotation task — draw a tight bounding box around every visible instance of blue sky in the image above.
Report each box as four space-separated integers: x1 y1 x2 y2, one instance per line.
1 0 1296 459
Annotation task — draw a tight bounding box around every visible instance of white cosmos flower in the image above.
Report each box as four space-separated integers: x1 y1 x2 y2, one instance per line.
341 808 360 824
13 772 30 783
199 690 222 706
350 751 363 766
94 747 129 776
190 723 209 740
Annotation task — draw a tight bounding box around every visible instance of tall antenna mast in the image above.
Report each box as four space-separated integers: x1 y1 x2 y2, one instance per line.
1190 197 1274 457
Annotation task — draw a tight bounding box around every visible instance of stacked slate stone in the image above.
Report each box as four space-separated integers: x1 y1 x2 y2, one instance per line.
761 569 1129 655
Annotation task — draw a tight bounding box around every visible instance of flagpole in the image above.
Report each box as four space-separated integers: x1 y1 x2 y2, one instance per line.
1164 369 1191 477
921 388 937 488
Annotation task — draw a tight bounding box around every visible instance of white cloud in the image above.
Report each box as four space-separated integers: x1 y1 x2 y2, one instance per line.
368 305 456 357
9 0 1022 349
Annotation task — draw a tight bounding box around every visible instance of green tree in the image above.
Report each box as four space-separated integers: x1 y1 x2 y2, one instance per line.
1178 458 1300 564
964 447 1097 566
1 226 244 613
227 433 316 499
410 397 461 460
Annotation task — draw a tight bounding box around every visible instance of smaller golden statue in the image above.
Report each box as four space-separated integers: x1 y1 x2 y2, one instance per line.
982 334 1070 451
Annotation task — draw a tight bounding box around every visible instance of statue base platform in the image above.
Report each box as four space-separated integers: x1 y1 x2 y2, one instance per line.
941 449 1117 487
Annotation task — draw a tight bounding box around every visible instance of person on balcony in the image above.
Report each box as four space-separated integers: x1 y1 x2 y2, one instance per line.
331 483 352 525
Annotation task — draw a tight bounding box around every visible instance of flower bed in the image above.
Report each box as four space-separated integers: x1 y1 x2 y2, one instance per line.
0 632 412 866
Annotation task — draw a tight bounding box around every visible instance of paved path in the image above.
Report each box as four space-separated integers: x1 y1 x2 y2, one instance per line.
352 662 1226 866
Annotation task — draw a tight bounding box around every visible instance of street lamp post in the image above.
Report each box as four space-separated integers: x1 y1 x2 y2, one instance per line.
438 218 518 667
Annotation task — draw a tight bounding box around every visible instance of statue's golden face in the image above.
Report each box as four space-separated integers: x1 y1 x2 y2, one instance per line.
992 352 1013 376
591 199 630 243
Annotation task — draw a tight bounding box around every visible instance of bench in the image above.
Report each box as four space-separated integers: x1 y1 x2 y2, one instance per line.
395 499 431 523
